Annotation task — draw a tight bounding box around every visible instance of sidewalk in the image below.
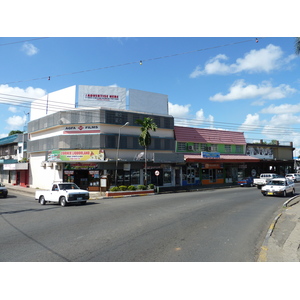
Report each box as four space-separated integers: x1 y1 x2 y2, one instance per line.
258 195 300 262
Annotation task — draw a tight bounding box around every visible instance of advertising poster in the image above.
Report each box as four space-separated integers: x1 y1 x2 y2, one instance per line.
48 149 105 162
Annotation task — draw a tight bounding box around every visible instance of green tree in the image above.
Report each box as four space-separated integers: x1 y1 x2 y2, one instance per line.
295 37 300 55
135 117 157 185
8 130 23 136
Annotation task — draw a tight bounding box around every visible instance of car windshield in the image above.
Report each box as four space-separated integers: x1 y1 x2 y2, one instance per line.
59 183 79 190
268 180 285 186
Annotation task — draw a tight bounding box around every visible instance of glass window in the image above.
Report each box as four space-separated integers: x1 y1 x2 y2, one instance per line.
225 145 232 153
177 142 186 151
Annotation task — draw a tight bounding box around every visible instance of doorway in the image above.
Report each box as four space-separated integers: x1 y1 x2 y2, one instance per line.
209 169 217 183
74 170 89 190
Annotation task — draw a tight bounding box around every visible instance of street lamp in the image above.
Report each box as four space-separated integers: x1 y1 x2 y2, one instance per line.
115 122 129 186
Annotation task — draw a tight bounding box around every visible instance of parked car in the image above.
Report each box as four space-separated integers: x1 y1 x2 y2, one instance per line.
285 173 300 182
0 183 8 198
238 177 254 187
261 178 295 197
253 173 279 189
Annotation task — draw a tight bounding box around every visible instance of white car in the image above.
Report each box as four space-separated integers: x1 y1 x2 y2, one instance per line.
261 178 295 197
285 173 300 182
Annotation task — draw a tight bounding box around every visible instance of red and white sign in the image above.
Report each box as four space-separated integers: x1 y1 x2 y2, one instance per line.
155 170 160 176
63 125 100 134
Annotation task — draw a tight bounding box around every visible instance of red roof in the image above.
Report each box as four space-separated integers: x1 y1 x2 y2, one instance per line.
174 126 246 145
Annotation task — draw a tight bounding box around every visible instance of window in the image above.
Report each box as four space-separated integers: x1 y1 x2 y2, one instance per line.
210 144 217 152
225 145 232 153
194 143 200 152
236 145 243 153
177 142 186 151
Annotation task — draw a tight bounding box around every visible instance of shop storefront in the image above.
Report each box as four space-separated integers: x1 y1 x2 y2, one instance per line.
3 162 29 187
184 154 260 186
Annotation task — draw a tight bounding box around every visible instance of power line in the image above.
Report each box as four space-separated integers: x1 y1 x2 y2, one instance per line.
0 37 49 47
1 91 299 138
3 37 264 85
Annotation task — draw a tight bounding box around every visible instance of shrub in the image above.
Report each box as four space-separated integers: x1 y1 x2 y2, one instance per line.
148 184 154 189
137 185 146 190
119 185 128 191
127 185 136 191
110 186 120 191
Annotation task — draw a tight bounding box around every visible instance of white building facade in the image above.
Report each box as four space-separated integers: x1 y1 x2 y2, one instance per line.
28 85 183 190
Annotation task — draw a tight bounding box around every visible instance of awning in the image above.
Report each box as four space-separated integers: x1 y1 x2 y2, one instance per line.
184 154 260 163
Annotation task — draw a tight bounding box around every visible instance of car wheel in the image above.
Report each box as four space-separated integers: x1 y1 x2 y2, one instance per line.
39 196 46 205
60 196 67 207
283 191 287 197
3 193 7 198
291 189 295 196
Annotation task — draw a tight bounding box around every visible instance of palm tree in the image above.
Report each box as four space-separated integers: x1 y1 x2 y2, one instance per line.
295 37 300 55
135 117 157 185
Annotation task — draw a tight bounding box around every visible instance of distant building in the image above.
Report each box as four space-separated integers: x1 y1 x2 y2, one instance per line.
0 134 29 186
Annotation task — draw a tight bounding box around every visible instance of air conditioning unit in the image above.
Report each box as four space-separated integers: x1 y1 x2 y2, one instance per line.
46 162 53 167
41 161 46 167
188 145 194 151
55 164 61 170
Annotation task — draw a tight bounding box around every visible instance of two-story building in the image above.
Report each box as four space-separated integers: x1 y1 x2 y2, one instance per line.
174 126 260 185
0 133 29 186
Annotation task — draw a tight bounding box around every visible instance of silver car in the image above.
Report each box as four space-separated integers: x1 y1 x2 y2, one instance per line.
285 173 300 182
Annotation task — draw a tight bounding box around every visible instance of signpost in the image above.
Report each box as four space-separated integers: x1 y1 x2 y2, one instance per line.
155 170 160 193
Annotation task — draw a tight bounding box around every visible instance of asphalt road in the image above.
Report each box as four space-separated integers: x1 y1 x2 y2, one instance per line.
0 185 291 262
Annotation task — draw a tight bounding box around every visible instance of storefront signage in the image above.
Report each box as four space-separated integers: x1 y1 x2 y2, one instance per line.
65 163 98 170
202 163 222 169
3 162 28 170
63 125 100 134
48 150 105 162
246 146 273 159
201 151 220 159
84 94 120 101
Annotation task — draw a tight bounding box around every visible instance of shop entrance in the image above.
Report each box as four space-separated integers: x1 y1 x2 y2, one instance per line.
209 169 217 183
74 170 89 190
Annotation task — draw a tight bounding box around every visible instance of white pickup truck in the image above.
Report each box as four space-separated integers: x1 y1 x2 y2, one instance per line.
35 182 89 206
253 173 279 189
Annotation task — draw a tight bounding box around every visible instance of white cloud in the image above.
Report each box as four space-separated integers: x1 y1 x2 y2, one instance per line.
190 44 296 77
0 84 47 105
239 113 261 132
260 103 300 114
6 115 27 130
8 106 18 113
196 108 214 126
209 79 296 102
21 42 39 56
168 102 190 117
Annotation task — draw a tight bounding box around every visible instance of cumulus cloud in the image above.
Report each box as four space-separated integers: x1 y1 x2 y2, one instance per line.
239 113 261 132
168 102 191 118
209 79 296 102
6 115 27 130
0 84 47 105
260 103 300 114
196 108 214 126
21 42 39 56
190 44 296 77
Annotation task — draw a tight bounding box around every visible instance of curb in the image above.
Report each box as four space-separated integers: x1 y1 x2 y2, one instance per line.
257 194 300 262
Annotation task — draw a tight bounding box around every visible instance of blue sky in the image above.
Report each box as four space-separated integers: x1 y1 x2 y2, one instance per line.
1 37 299 154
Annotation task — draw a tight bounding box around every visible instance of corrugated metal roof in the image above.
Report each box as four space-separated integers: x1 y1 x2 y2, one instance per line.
0 134 19 146
174 126 246 145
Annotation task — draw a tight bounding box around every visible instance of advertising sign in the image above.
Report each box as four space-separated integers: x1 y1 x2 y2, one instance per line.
77 85 126 109
201 151 220 159
63 125 100 134
246 146 273 159
48 150 105 162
